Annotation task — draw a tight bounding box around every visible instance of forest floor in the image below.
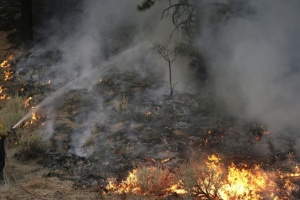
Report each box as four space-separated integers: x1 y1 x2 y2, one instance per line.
0 1 300 200
0 33 102 200
1 147 100 200
0 2 101 198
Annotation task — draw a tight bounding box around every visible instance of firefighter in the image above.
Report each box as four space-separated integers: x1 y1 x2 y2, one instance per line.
0 123 8 183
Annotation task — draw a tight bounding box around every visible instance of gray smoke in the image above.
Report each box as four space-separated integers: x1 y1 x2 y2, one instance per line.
31 0 300 160
197 0 300 132
31 0 187 158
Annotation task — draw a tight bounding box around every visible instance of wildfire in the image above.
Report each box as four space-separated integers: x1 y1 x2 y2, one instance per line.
218 163 275 199
24 96 32 107
30 112 38 123
0 86 10 100
0 55 14 81
105 165 174 196
0 55 13 68
103 155 300 199
23 111 40 127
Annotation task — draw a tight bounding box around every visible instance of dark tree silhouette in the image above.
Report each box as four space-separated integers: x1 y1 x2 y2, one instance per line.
151 42 177 98
20 0 33 45
138 0 254 82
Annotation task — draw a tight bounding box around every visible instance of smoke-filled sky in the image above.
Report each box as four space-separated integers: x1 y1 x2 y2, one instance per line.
26 0 300 156
198 0 300 132
40 0 181 86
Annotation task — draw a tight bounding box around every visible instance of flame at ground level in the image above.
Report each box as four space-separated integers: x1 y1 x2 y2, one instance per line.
0 55 14 81
0 85 10 100
103 154 300 199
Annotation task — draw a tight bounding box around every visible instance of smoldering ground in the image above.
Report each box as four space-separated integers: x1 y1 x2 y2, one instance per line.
21 0 192 161
15 0 300 179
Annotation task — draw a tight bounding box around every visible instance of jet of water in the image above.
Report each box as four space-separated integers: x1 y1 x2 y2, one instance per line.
12 43 147 129
12 63 114 129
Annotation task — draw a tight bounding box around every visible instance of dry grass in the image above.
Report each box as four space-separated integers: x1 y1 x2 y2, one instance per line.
0 95 28 129
0 175 11 192
178 161 224 199
17 131 47 160
106 165 174 196
136 165 173 195
113 94 130 114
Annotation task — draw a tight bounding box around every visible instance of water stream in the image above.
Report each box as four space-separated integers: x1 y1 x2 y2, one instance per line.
12 63 114 129
12 43 145 129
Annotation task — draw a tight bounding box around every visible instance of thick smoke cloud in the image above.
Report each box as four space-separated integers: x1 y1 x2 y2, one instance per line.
44 0 175 84
198 0 300 132
32 0 186 157
30 0 300 160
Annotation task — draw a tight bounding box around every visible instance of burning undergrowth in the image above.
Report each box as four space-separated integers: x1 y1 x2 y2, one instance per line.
1 53 300 199
101 154 300 199
15 67 296 199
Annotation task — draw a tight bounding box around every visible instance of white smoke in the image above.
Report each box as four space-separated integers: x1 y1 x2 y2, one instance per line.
29 0 191 157
197 0 300 132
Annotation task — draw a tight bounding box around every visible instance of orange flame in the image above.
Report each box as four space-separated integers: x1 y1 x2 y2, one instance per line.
0 86 10 100
23 110 41 127
0 55 14 81
0 55 13 68
105 155 300 199
24 97 32 108
4 69 13 81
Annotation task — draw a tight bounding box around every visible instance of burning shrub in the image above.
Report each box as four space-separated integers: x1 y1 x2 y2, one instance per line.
176 155 300 199
103 154 300 199
105 165 174 196
178 155 225 199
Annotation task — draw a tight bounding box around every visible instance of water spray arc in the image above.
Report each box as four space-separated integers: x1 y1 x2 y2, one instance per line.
11 63 115 130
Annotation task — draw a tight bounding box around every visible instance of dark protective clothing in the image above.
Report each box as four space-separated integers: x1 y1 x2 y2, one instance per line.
0 123 7 183
0 137 5 182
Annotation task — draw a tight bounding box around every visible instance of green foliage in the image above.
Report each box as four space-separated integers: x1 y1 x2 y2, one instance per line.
0 95 28 129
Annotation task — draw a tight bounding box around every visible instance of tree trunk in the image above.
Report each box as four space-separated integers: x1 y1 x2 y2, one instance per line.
168 61 173 97
20 0 33 45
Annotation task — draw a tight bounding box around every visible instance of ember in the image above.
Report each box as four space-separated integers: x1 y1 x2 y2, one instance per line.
0 55 14 81
24 97 33 108
0 85 10 100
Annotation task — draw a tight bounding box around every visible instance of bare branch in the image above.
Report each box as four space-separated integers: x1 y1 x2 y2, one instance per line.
161 3 191 20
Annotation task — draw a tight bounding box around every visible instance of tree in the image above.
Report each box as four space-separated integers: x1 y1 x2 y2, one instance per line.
138 0 196 38
151 42 177 98
138 0 253 38
138 0 254 82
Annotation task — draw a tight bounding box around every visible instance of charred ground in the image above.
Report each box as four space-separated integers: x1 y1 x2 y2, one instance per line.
1 1 300 199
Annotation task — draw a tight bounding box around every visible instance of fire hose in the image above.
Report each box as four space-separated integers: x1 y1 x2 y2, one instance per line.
2 128 49 199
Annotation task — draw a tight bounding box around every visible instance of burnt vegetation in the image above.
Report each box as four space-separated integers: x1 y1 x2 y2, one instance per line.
0 0 299 199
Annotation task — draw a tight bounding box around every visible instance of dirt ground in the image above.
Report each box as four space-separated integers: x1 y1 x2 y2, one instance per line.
0 28 102 200
1 147 101 200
